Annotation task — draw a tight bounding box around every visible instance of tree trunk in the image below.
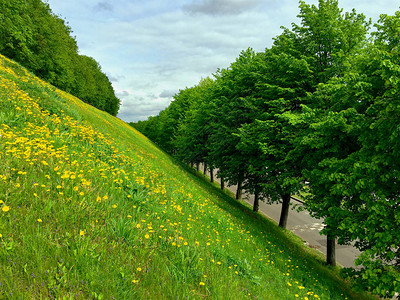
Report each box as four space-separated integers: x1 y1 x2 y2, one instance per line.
190 162 194 168
253 189 260 212
196 163 199 172
279 193 291 229
210 168 214 183
203 163 207 175
221 177 225 190
327 235 336 266
236 179 243 200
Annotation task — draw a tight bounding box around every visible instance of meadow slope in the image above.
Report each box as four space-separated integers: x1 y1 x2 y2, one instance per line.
0 54 374 299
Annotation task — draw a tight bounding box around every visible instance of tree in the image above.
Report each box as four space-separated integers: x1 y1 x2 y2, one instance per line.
236 48 313 222
174 78 215 169
207 48 262 200
323 12 400 297
294 24 400 292
0 0 120 115
235 0 368 234
271 0 369 265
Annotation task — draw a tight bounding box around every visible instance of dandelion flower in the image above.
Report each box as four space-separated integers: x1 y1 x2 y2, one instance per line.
80 230 85 236
144 234 150 239
137 267 142 272
37 219 42 223
199 282 205 286
2 205 10 212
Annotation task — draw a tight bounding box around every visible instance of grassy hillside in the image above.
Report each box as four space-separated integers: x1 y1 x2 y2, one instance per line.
0 54 374 299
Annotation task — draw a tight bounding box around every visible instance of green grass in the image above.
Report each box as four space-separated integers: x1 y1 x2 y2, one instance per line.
0 54 377 299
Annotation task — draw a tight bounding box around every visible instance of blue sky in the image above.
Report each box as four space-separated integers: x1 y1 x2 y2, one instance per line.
46 0 400 122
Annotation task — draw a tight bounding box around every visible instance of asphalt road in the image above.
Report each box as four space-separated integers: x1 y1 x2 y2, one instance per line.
198 165 361 268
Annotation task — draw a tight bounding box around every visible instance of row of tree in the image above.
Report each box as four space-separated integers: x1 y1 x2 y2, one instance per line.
132 0 399 298
0 0 120 115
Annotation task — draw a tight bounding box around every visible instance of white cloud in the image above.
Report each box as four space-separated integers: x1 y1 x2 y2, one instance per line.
184 0 263 15
94 1 113 12
159 90 176 98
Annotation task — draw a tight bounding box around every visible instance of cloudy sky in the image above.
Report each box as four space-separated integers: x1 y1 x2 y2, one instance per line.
46 0 399 122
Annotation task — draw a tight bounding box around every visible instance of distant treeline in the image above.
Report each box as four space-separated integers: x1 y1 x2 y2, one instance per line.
132 0 400 298
0 0 120 115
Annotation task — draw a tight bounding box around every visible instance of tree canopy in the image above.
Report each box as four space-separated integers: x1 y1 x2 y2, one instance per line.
0 0 120 115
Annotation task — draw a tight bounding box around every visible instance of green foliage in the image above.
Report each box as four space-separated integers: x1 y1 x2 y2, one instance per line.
337 14 400 297
0 0 120 115
290 10 399 297
274 0 370 82
173 78 215 165
207 48 262 190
